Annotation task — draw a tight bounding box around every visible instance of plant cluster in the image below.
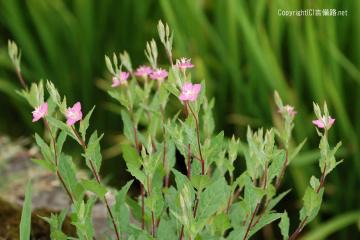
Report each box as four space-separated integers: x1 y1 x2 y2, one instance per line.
9 21 341 240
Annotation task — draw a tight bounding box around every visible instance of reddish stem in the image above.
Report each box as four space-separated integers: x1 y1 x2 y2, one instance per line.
188 105 205 175
72 127 120 240
161 106 169 188
16 69 28 91
140 184 145 230
44 120 75 203
289 163 327 240
151 211 156 237
275 150 288 190
187 144 191 178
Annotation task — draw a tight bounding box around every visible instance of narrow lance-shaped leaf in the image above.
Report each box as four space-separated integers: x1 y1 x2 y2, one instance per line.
79 106 95 140
20 181 32 240
83 131 104 174
279 211 290 240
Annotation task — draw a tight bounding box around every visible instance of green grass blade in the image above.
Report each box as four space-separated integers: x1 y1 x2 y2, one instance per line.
301 211 360 240
20 181 32 240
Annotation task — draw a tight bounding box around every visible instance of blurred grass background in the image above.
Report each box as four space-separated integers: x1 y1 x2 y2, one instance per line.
0 0 359 239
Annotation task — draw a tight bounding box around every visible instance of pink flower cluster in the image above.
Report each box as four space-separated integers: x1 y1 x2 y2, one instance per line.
277 104 336 130
32 101 83 126
176 58 194 70
278 105 297 117
134 66 152 78
149 68 168 81
179 83 201 102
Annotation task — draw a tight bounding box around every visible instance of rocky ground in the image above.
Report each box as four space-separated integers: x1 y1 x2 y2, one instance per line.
0 135 112 239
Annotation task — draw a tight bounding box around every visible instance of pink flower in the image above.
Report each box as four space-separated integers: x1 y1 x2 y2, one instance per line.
112 71 129 87
32 102 48 122
278 105 297 117
65 102 83 126
179 83 201 102
135 65 152 78
149 68 168 80
312 116 335 129
176 58 194 70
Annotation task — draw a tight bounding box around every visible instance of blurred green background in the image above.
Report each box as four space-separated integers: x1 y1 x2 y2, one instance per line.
0 0 359 239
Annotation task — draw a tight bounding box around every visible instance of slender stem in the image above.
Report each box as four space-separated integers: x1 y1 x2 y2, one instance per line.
141 184 145 229
188 104 204 175
160 105 169 188
193 195 200 218
225 175 234 213
179 226 184 240
56 170 75 203
44 120 74 203
72 126 120 240
275 150 288 190
151 211 156 237
15 69 28 91
243 168 268 240
243 203 261 240
187 144 191 178
289 163 327 240
128 111 146 231
289 217 308 240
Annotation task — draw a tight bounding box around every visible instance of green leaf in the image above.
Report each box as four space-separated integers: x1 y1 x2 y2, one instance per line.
56 131 67 155
310 176 320 190
289 138 307 162
191 175 210 191
39 209 68 240
244 177 265 212
105 55 115 75
268 189 291 211
279 211 290 240
114 180 133 233
35 133 53 164
248 213 282 238
20 181 32 240
32 158 55 172
157 218 178 240
20 81 44 107
46 80 61 107
121 110 135 143
79 106 95 140
213 213 231 236
81 179 107 199
84 131 103 173
46 116 78 143
196 177 229 227
121 144 146 185
58 153 81 201
122 144 142 168
72 197 96 239
268 150 286 183
299 187 323 223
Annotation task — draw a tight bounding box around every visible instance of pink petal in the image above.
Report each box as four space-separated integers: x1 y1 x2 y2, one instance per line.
74 102 81 111
312 119 325 128
40 102 48 113
192 84 202 94
32 116 41 122
66 118 77 126
182 83 193 91
179 94 187 101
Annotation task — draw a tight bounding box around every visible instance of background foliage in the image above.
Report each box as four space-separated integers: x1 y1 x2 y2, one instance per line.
0 0 359 239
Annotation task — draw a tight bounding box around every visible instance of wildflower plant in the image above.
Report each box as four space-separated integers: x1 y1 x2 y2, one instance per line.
9 21 342 240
